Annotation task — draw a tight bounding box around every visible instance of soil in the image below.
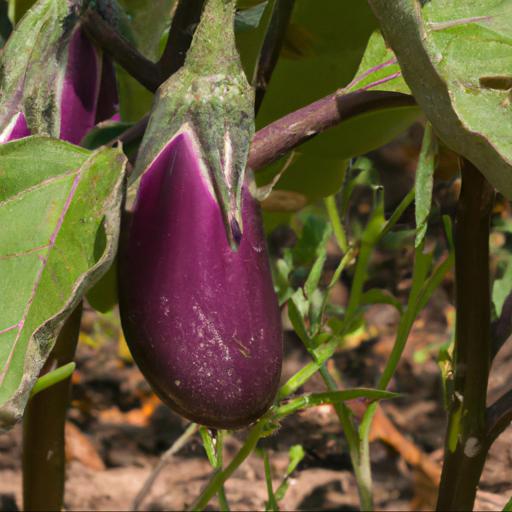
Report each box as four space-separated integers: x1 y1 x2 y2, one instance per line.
1 288 512 511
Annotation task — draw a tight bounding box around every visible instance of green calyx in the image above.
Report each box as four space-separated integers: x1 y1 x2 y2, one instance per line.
134 0 255 250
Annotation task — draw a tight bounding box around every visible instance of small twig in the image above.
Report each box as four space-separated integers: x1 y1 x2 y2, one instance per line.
253 0 295 113
158 0 206 80
81 8 161 92
486 388 512 444
133 423 199 511
248 90 415 171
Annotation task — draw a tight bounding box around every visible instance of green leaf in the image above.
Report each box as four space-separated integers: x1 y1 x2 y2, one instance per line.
8 0 35 24
235 1 267 32
292 214 330 265
503 497 512 511
0 137 126 431
115 0 172 121
251 1 420 198
274 388 399 420
86 257 118 313
361 289 403 314
257 0 377 129
81 121 134 150
273 445 305 503
370 0 512 198
118 0 174 60
288 290 310 346
415 122 437 248
492 260 512 317
347 30 410 94
30 362 75 398
199 426 218 467
263 451 279 512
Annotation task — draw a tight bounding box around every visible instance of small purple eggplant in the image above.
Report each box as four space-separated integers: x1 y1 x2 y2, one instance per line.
119 0 283 428
0 0 119 144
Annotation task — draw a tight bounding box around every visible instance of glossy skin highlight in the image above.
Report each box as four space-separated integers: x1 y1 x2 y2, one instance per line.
118 131 283 429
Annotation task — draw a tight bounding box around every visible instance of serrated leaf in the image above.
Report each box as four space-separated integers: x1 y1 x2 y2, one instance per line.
370 0 512 198
0 137 126 431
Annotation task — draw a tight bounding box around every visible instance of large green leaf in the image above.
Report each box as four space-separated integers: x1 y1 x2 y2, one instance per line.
370 0 512 198
253 1 419 202
257 0 378 128
0 137 126 431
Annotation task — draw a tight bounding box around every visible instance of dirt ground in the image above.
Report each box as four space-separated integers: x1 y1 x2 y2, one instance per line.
1 283 512 511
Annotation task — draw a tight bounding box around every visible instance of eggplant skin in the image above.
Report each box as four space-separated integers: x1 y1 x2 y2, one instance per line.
118 131 283 429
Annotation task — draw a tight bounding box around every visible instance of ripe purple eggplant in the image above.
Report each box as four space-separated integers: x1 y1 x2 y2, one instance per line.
119 132 282 428
0 0 119 144
118 0 283 428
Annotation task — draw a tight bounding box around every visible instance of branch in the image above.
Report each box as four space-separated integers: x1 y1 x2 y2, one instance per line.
113 90 415 172
253 0 296 113
248 90 416 171
158 0 207 80
81 8 161 92
487 388 512 444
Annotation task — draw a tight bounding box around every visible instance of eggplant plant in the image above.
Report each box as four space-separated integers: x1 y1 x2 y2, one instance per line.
1 0 512 511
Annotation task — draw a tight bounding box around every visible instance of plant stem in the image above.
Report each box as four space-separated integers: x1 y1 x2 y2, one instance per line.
436 160 494 511
22 304 82 512
253 0 295 113
319 367 374 510
81 8 161 92
249 90 415 171
324 194 349 253
158 0 206 79
190 420 266 511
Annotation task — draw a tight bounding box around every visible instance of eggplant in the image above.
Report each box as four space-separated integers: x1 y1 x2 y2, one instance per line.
118 0 283 428
119 132 282 428
0 0 119 144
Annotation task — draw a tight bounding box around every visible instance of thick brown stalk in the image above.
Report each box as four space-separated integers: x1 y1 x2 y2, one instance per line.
22 305 83 512
436 160 494 511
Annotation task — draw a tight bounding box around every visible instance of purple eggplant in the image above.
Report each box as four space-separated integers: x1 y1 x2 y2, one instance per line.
118 0 283 428
0 0 119 144
119 131 282 428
